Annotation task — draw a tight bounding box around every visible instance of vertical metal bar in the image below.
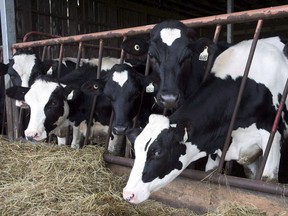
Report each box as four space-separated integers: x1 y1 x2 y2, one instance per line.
202 24 222 82
216 19 263 174
57 44 64 79
75 42 83 69
84 39 104 146
256 78 288 180
41 46 47 61
47 46 51 59
1 0 16 141
227 0 234 44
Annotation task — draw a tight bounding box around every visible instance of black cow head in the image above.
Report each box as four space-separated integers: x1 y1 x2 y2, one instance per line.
81 63 152 135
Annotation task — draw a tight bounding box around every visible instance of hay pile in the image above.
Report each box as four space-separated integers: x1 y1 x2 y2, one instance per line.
0 139 267 215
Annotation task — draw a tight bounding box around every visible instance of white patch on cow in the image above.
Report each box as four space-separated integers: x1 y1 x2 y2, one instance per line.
211 36 288 107
160 28 181 46
24 80 69 141
12 54 37 87
112 70 128 87
205 154 220 172
82 57 127 71
226 124 280 181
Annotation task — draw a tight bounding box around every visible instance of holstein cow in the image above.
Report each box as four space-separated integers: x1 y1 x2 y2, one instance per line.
134 20 229 110
81 63 160 136
16 66 123 150
123 36 288 204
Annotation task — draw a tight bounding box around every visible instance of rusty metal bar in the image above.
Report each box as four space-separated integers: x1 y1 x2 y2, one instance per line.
202 24 222 82
84 39 104 146
216 19 264 174
41 46 47 61
75 42 83 70
256 78 288 180
103 153 288 196
12 6 288 50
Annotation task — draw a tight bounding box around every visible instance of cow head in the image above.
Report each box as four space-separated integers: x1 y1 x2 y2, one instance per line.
123 114 205 204
6 49 49 107
147 20 199 109
24 77 72 141
81 63 152 135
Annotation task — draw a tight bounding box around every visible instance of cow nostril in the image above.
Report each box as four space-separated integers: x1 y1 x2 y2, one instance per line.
125 193 134 202
26 136 34 141
158 93 180 109
113 126 128 135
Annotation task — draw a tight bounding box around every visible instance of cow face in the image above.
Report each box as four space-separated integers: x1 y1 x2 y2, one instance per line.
148 20 196 109
24 78 70 141
123 114 203 204
82 64 150 135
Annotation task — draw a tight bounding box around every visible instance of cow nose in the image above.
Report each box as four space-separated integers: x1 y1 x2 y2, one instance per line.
159 93 179 109
113 126 128 135
25 131 39 141
123 191 135 203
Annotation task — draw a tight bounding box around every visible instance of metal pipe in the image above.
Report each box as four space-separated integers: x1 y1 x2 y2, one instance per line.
57 44 64 80
41 46 47 61
75 42 83 70
216 19 263 174
256 78 288 180
202 24 222 82
12 6 288 49
84 39 104 146
227 0 234 44
103 153 288 196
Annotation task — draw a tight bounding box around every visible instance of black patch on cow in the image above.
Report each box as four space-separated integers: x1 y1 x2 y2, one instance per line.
6 86 30 101
169 75 277 155
43 86 66 133
142 127 186 182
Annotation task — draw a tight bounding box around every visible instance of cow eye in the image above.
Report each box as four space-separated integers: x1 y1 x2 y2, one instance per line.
50 100 58 107
93 84 98 89
134 44 140 51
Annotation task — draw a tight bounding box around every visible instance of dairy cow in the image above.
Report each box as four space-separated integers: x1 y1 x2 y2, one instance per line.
81 63 161 136
123 36 288 204
139 20 229 110
15 65 123 150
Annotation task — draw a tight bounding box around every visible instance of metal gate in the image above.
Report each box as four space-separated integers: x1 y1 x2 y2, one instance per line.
6 5 288 198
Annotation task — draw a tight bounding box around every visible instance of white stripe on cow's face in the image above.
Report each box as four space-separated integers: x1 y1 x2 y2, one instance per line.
24 80 63 140
12 54 36 87
160 28 181 46
112 70 128 87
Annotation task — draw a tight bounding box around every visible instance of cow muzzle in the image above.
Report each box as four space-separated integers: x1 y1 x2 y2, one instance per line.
25 131 46 142
113 125 128 135
158 93 180 109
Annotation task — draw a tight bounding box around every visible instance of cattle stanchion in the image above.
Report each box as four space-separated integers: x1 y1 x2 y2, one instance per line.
216 19 264 175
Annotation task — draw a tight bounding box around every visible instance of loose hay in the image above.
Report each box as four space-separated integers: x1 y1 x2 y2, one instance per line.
0 139 196 216
0 139 267 216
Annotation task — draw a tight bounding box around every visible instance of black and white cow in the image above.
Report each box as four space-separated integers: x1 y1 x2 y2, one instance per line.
1 49 120 107
16 65 123 150
81 63 160 136
135 20 229 110
123 36 288 204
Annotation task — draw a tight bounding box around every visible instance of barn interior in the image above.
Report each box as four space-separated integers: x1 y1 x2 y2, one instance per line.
1 1 288 215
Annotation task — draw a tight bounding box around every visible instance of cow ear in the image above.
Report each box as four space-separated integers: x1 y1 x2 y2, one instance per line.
121 36 149 56
0 62 9 76
63 85 78 100
81 79 105 96
126 128 142 145
6 86 30 100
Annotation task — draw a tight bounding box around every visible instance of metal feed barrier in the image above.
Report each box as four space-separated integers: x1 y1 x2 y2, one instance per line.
5 5 288 198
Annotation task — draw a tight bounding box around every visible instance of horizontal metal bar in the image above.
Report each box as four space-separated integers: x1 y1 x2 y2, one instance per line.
12 5 288 49
103 154 288 196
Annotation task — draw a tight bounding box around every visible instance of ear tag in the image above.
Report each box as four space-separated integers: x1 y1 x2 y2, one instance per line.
183 127 188 142
146 82 154 93
67 90 74 100
199 46 208 61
